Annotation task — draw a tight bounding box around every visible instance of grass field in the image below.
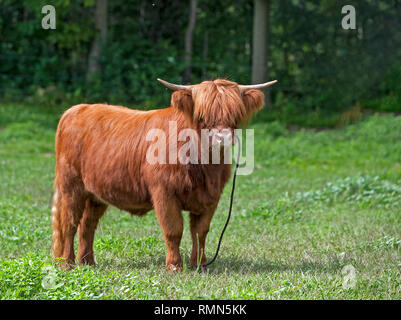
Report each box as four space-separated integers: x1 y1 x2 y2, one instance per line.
0 103 400 299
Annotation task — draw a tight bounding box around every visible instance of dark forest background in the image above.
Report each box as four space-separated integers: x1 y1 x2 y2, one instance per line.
1 0 401 127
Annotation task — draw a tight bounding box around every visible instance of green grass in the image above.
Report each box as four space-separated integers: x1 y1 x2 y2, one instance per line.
0 103 400 299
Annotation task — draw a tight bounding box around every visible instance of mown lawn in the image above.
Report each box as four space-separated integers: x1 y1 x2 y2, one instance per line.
0 103 400 299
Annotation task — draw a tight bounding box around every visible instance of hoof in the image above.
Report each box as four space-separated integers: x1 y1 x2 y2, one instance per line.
200 265 208 273
59 261 75 270
191 264 208 273
78 256 96 266
166 264 182 273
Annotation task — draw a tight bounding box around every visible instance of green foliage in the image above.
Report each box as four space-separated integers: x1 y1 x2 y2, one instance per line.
362 63 401 112
250 175 401 222
264 0 401 123
0 0 400 120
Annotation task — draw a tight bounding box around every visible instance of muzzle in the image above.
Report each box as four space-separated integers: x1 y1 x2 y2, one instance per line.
211 127 233 147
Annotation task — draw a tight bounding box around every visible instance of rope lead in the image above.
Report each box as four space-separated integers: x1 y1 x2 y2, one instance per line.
202 134 241 268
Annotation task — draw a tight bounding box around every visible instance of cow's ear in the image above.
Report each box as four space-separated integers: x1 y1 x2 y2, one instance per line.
171 90 194 117
242 89 264 117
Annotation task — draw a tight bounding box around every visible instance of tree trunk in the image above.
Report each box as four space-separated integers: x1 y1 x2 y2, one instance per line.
184 0 197 83
88 0 108 75
252 0 271 104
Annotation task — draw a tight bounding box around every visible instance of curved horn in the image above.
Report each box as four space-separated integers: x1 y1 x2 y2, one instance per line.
238 80 278 92
157 78 192 91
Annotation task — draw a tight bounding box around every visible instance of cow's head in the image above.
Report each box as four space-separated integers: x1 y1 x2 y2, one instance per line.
158 78 277 147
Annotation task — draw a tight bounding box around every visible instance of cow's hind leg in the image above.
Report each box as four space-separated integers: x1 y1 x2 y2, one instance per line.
189 211 214 269
77 199 107 265
51 186 86 269
152 192 183 272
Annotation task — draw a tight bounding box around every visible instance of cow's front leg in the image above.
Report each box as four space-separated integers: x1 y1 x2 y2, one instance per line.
153 194 183 272
189 210 214 270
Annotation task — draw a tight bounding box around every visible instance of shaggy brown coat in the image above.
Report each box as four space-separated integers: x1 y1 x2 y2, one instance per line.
51 79 264 270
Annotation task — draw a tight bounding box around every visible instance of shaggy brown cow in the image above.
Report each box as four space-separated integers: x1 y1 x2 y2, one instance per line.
51 78 277 271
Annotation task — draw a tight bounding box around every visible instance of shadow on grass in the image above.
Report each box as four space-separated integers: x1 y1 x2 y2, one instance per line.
97 252 347 276
207 256 346 275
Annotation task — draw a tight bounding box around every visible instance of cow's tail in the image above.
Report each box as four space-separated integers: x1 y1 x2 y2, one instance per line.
51 185 63 258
